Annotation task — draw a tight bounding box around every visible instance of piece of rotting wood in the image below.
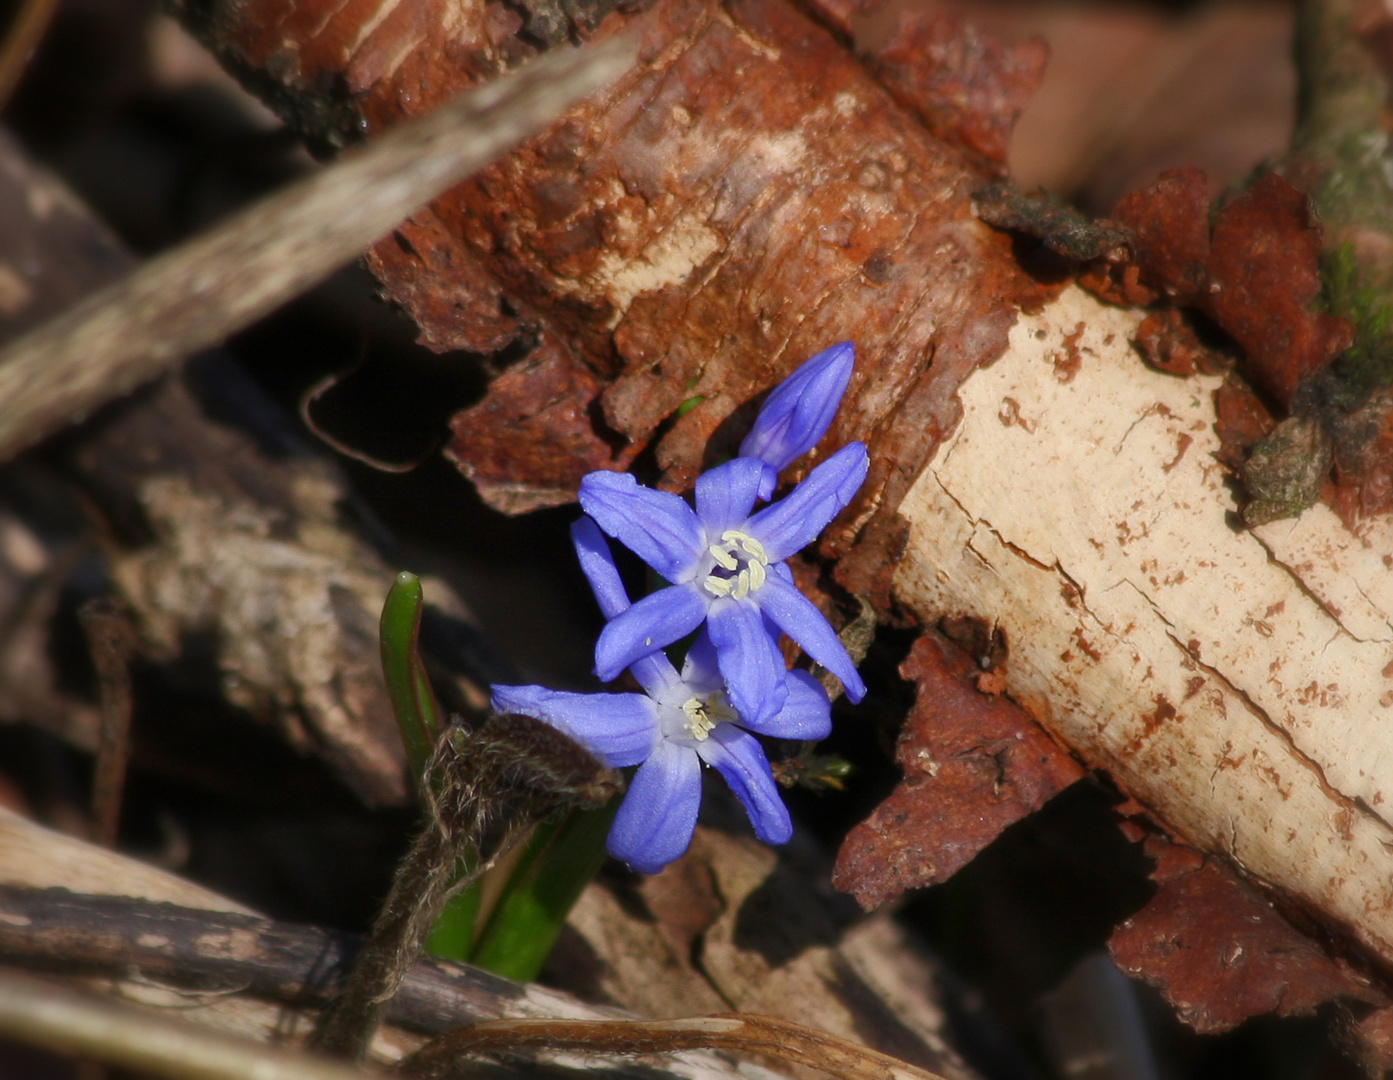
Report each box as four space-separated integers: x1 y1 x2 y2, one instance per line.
0 34 635 464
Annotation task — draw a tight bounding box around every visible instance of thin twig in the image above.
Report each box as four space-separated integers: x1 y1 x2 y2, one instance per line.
0 970 380 1080
401 1014 954 1080
78 598 136 848
0 34 636 465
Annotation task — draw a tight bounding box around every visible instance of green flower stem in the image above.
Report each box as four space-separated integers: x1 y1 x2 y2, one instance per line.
426 872 481 959
467 798 618 982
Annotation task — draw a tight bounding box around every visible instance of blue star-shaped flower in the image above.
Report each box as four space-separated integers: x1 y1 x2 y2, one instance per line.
492 519 830 873
578 342 868 726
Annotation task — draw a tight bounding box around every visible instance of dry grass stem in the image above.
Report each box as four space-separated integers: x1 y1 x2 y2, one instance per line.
402 1014 953 1080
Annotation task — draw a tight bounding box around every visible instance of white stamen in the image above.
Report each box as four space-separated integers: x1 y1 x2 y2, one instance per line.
732 569 750 600
704 577 733 597
708 544 739 570
720 529 745 543
740 536 767 561
747 559 766 590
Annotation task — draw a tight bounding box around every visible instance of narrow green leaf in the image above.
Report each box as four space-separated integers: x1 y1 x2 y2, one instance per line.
467 798 618 981
380 572 477 960
379 571 441 785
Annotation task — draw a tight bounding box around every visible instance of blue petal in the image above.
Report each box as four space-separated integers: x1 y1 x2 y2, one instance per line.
707 598 789 725
745 442 869 562
740 669 832 740
754 461 779 502
678 626 723 694
696 726 791 845
755 573 867 703
594 584 707 682
694 458 764 535
490 685 657 767
629 653 682 701
579 471 704 583
739 343 855 475
607 739 702 873
571 517 630 620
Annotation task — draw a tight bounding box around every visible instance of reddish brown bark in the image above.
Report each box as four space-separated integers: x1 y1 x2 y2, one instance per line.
867 14 1048 175
1109 836 1382 1034
832 632 1084 910
1097 169 1354 411
182 0 1045 597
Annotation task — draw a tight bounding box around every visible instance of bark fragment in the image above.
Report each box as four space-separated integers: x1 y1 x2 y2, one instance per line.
558 824 980 1080
892 285 1393 974
1101 169 1355 411
866 14 1048 175
177 0 1044 597
1109 835 1381 1034
833 632 1084 911
1131 308 1228 379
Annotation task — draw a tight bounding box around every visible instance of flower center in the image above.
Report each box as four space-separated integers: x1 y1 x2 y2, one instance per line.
679 691 735 741
701 529 768 601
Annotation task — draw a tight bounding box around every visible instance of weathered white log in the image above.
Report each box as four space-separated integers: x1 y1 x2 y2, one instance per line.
893 285 1393 963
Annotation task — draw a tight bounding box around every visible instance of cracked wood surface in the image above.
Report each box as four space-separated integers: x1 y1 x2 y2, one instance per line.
893 285 1393 965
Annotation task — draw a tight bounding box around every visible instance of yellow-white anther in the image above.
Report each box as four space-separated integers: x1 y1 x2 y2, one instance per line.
703 529 769 601
709 544 739 571
682 698 716 740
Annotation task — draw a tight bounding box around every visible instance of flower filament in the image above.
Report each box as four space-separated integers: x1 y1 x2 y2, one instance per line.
701 529 769 601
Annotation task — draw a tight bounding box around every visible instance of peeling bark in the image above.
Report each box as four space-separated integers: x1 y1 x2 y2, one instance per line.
891 284 1393 974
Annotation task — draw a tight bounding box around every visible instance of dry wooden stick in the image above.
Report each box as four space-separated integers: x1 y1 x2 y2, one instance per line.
401 1014 954 1080
0 34 635 465
0 970 379 1080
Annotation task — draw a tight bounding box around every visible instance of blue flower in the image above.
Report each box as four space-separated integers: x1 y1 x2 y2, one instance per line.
491 519 830 874
579 442 869 727
740 342 856 501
